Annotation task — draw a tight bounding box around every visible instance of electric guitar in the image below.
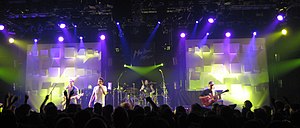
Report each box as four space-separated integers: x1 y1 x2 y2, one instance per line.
61 93 84 106
199 89 229 107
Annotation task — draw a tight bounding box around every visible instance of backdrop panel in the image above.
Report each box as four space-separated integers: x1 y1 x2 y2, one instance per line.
185 38 269 109
26 43 102 111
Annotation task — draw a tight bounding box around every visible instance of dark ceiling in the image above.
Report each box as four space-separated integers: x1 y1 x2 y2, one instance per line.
0 0 299 40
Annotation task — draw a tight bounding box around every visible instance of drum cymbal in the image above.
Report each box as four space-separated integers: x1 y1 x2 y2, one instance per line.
124 87 139 94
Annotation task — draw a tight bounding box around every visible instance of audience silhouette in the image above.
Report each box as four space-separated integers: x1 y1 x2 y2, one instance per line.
1 93 300 128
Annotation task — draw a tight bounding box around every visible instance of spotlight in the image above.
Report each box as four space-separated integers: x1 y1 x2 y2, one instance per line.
34 38 38 43
88 85 93 89
115 47 120 53
281 29 287 35
208 18 214 23
59 23 66 28
253 32 257 36
100 35 106 40
124 64 127 67
0 25 4 30
206 32 210 36
79 36 83 40
158 21 161 24
58 36 64 42
196 21 199 24
9 38 14 44
225 32 231 37
164 44 171 51
74 25 77 28
116 22 120 25
277 15 284 21
180 33 186 38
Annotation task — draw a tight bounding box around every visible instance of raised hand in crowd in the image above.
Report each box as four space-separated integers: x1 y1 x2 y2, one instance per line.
40 95 49 114
24 94 29 104
146 96 158 111
3 93 19 111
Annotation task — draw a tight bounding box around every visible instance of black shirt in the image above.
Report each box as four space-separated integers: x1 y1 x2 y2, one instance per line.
200 88 212 96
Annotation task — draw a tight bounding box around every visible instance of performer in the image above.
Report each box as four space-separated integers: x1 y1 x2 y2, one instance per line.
88 77 108 107
139 79 155 99
63 79 83 106
199 81 228 107
199 81 216 107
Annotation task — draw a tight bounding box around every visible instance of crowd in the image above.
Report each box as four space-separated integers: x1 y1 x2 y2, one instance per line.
0 92 300 128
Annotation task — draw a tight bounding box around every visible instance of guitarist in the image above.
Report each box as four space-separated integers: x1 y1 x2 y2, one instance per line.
199 81 217 107
62 79 84 108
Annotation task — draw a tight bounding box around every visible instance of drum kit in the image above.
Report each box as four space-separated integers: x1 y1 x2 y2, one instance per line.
122 87 140 105
116 82 165 106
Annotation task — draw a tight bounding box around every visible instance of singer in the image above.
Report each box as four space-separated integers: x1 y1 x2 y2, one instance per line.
89 77 108 107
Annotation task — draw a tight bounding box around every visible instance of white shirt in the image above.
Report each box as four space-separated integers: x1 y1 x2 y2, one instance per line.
91 85 107 106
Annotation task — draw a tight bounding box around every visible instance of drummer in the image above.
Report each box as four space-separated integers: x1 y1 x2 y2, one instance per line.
140 79 155 98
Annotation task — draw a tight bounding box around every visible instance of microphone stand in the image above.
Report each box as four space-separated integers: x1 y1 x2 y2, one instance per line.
159 69 168 105
116 71 124 106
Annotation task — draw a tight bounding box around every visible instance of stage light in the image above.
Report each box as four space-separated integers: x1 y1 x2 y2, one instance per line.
206 32 210 36
74 25 77 28
208 18 214 23
58 36 64 42
164 45 171 51
253 32 257 36
0 25 4 30
180 33 186 38
88 85 93 89
115 47 120 53
9 38 14 44
124 64 127 67
277 14 284 21
225 32 231 37
281 29 287 35
116 22 120 25
79 36 83 40
159 63 164 67
196 21 199 24
34 39 38 43
59 23 66 28
100 35 106 40
158 21 161 24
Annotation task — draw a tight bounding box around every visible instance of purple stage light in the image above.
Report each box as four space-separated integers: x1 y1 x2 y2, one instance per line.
34 39 38 43
196 21 199 24
0 25 4 30
277 15 284 21
100 35 106 40
253 32 257 36
158 21 161 24
74 25 77 28
79 36 83 40
180 33 186 38
206 32 210 36
58 36 64 42
208 18 214 23
225 32 231 37
59 23 66 28
116 22 120 25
